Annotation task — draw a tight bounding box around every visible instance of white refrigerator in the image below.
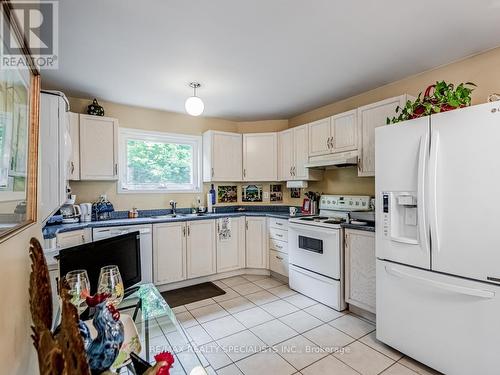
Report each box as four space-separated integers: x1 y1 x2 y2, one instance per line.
375 101 500 375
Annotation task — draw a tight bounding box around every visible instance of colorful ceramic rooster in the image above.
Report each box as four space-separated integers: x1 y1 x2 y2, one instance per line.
81 293 124 374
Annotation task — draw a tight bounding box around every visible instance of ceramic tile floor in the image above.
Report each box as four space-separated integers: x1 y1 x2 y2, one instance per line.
119 275 443 375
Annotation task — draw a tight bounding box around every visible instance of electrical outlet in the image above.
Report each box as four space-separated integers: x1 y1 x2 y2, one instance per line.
263 192 269 199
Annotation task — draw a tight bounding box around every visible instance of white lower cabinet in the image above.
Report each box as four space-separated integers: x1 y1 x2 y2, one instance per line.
269 250 289 277
245 217 268 269
344 229 376 313
217 217 246 273
187 220 216 279
153 222 187 285
268 218 289 276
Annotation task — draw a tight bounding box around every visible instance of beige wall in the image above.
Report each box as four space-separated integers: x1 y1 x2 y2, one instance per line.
68 97 292 210
288 47 500 197
0 224 41 374
71 47 500 209
289 47 500 127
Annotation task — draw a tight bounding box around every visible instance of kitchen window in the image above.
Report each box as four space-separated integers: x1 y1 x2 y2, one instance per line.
118 128 202 193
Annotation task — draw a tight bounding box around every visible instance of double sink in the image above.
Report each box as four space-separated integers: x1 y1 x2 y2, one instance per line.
150 213 207 219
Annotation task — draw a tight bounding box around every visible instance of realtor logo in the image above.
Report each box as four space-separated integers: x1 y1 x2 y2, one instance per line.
1 0 58 69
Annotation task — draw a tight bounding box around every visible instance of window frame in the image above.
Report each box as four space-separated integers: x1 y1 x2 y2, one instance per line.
118 128 202 194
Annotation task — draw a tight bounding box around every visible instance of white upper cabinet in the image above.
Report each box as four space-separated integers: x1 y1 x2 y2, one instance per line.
243 133 278 181
217 217 246 273
331 110 357 153
68 112 80 180
279 125 322 181
203 130 242 182
39 93 69 222
357 95 410 176
308 118 331 157
79 115 119 180
308 110 358 159
278 129 294 181
293 124 314 180
187 220 216 278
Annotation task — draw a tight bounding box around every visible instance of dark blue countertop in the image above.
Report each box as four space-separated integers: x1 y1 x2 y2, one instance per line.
341 222 376 232
43 206 306 239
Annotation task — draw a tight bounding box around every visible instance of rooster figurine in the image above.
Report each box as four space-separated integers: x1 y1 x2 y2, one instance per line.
80 293 124 374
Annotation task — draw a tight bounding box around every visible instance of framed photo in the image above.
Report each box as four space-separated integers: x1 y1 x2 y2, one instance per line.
242 184 263 202
270 184 283 202
217 185 237 203
290 188 301 198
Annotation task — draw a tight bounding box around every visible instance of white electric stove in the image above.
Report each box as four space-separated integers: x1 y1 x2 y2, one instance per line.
288 195 371 310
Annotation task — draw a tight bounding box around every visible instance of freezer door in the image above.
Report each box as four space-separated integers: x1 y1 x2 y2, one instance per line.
377 260 500 375
375 117 430 268
429 102 500 282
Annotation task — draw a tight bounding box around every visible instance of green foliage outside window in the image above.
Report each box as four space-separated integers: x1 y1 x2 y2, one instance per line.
126 139 193 186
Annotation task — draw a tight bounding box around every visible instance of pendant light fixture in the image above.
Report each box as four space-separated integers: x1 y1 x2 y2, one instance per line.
185 82 204 116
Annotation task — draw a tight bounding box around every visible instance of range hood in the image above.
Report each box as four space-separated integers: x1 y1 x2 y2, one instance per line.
304 150 359 169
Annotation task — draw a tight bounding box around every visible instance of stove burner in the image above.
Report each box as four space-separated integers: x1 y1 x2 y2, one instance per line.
324 219 345 224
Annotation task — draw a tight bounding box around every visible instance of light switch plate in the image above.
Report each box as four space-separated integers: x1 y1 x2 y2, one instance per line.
264 192 269 199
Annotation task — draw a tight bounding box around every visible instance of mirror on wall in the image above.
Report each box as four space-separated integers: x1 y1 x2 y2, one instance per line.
0 2 40 240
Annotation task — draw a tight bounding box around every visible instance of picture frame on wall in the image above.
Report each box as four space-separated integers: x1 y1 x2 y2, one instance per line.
217 185 238 203
270 184 283 202
290 188 301 198
242 184 263 202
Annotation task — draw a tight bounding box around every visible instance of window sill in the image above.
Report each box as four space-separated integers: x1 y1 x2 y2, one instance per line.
117 187 202 194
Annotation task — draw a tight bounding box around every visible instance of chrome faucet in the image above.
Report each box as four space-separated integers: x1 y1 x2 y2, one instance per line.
169 200 177 215
346 212 351 224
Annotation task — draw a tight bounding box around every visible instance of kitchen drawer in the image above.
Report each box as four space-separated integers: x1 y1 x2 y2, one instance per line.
269 250 289 277
269 238 288 254
56 229 92 249
269 217 289 230
269 227 288 242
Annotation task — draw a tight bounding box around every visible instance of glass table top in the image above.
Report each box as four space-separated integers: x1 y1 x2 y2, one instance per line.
119 283 207 375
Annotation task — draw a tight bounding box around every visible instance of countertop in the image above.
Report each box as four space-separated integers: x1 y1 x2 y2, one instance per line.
43 209 307 239
341 222 376 232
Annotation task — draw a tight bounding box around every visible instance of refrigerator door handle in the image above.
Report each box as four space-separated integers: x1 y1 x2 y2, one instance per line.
417 132 429 254
385 265 495 299
428 130 440 253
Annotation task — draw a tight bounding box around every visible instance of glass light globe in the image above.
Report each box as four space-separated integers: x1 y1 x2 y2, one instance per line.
185 96 204 116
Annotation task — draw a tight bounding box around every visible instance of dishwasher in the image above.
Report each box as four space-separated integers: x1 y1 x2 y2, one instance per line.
93 224 153 284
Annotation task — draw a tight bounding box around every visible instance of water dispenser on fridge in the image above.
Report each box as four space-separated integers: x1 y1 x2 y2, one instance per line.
382 191 419 245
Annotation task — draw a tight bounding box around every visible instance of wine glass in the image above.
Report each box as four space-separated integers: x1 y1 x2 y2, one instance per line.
97 265 124 308
66 269 90 315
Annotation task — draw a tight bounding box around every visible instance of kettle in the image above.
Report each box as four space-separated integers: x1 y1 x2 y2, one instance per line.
79 203 92 222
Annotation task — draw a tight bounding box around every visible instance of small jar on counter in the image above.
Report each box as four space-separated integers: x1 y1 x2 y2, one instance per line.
128 207 139 218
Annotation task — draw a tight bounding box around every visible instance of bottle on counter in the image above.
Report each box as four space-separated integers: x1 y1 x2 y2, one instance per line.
210 184 216 205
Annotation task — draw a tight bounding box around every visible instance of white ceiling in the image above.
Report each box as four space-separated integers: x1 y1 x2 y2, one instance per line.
42 0 500 120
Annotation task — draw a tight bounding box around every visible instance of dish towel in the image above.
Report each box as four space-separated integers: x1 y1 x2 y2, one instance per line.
217 217 232 242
